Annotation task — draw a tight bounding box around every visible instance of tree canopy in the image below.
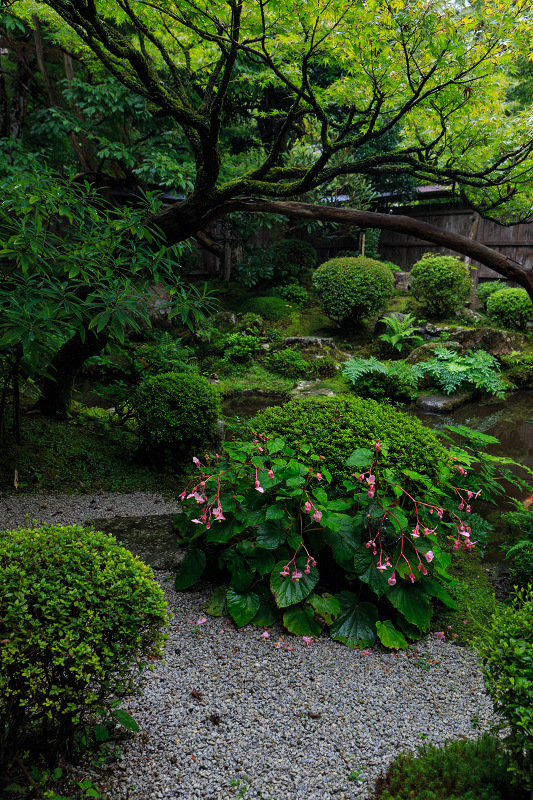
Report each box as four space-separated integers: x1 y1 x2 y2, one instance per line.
5 0 533 295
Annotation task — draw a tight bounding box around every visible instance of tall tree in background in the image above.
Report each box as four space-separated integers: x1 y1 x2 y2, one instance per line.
5 0 533 297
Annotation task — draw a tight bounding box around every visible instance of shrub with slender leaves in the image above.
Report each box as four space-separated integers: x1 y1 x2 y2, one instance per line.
312 256 394 325
486 287 533 331
0 524 167 776
410 253 472 316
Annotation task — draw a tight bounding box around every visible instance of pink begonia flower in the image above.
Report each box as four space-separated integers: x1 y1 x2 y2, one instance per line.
422 567 428 575
367 489 375 499
466 505 471 513
437 508 444 519
467 490 473 501
312 510 322 522
191 518 203 524
474 489 482 499
302 636 312 647
458 501 465 510
260 630 270 640
304 565 311 574
304 500 312 513
193 456 200 465
409 572 415 583
275 641 283 649
388 572 396 586
434 631 445 641
280 565 289 577
375 440 381 451
452 541 460 551
376 562 388 571
192 617 207 625
411 526 420 538
425 550 434 563
316 473 323 481
358 473 365 482
268 470 275 479
213 506 225 522
367 474 376 485
187 491 204 503
179 490 187 500
360 649 372 655
291 570 303 582
311 558 316 567
254 480 264 493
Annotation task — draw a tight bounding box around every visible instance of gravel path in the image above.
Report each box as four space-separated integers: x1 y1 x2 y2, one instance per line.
1 493 499 800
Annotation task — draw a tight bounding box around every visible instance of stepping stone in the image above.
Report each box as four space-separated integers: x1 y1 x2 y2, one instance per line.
86 513 186 570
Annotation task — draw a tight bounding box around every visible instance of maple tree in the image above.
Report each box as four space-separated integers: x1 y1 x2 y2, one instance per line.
6 0 533 297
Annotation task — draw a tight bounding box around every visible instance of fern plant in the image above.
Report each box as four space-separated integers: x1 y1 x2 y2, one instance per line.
378 313 424 353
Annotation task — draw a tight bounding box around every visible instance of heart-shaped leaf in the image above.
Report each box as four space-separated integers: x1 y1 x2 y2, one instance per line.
226 588 260 627
270 557 319 608
323 515 361 569
283 605 323 637
256 520 286 549
174 547 206 590
250 599 279 627
329 591 378 649
247 547 275 576
306 593 340 625
376 620 407 650
345 448 374 468
387 581 433 631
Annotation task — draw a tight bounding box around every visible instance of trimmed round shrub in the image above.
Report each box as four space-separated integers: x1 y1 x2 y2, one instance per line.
239 295 295 321
0 524 167 773
476 280 505 311
410 253 472 315
312 256 394 325
266 347 309 377
253 394 449 486
270 238 317 285
486 287 533 331
133 371 221 462
274 283 309 305
220 332 259 365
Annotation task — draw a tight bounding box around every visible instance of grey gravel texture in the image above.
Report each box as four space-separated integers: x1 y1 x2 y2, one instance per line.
1 493 499 800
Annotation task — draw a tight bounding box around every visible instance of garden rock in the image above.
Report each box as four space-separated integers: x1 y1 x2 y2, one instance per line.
423 325 526 355
406 341 459 364
393 271 411 291
415 392 474 413
85 513 186 570
284 336 335 349
291 380 335 397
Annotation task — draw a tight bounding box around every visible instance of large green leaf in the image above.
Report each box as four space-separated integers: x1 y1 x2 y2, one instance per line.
206 514 247 543
270 557 319 608
306 593 340 625
250 600 279 628
226 588 260 627
345 448 374 468
376 620 407 650
329 592 378 649
206 585 227 617
256 520 286 549
353 550 391 598
283 605 323 637
219 550 253 592
396 615 422 641
387 581 433 631
174 547 206 590
423 577 460 610
247 548 275 576
323 514 361 570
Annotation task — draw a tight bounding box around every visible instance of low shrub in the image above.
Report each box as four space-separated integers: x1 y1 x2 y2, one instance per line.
374 734 519 800
410 253 472 316
239 295 294 321
312 256 394 325
486 287 533 331
133 371 221 462
253 394 449 485
0 524 167 776
343 358 419 402
500 351 533 387
265 348 338 379
477 585 533 795
476 280 505 311
270 238 317 285
220 332 259 365
274 283 309 305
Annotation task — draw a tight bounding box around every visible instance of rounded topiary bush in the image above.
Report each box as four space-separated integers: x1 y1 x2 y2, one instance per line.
253 394 449 486
312 256 394 325
476 280 505 311
0 524 167 774
133 371 221 462
270 238 317 285
486 287 533 331
239 295 295 321
410 253 472 315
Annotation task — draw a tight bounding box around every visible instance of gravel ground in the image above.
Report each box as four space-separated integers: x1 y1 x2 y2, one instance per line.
1 493 499 800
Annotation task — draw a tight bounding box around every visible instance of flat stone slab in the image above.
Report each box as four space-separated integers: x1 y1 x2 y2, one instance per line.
86 513 186 570
291 380 335 397
415 392 474 413
284 336 335 348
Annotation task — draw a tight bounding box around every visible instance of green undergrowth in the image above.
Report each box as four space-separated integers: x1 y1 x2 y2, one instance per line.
0 404 183 495
373 733 524 800
432 547 499 644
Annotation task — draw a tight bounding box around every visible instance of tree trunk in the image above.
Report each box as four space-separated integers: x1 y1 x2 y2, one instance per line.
36 329 109 418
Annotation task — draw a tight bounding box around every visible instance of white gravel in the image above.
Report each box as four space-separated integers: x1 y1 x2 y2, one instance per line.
1 493 499 800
